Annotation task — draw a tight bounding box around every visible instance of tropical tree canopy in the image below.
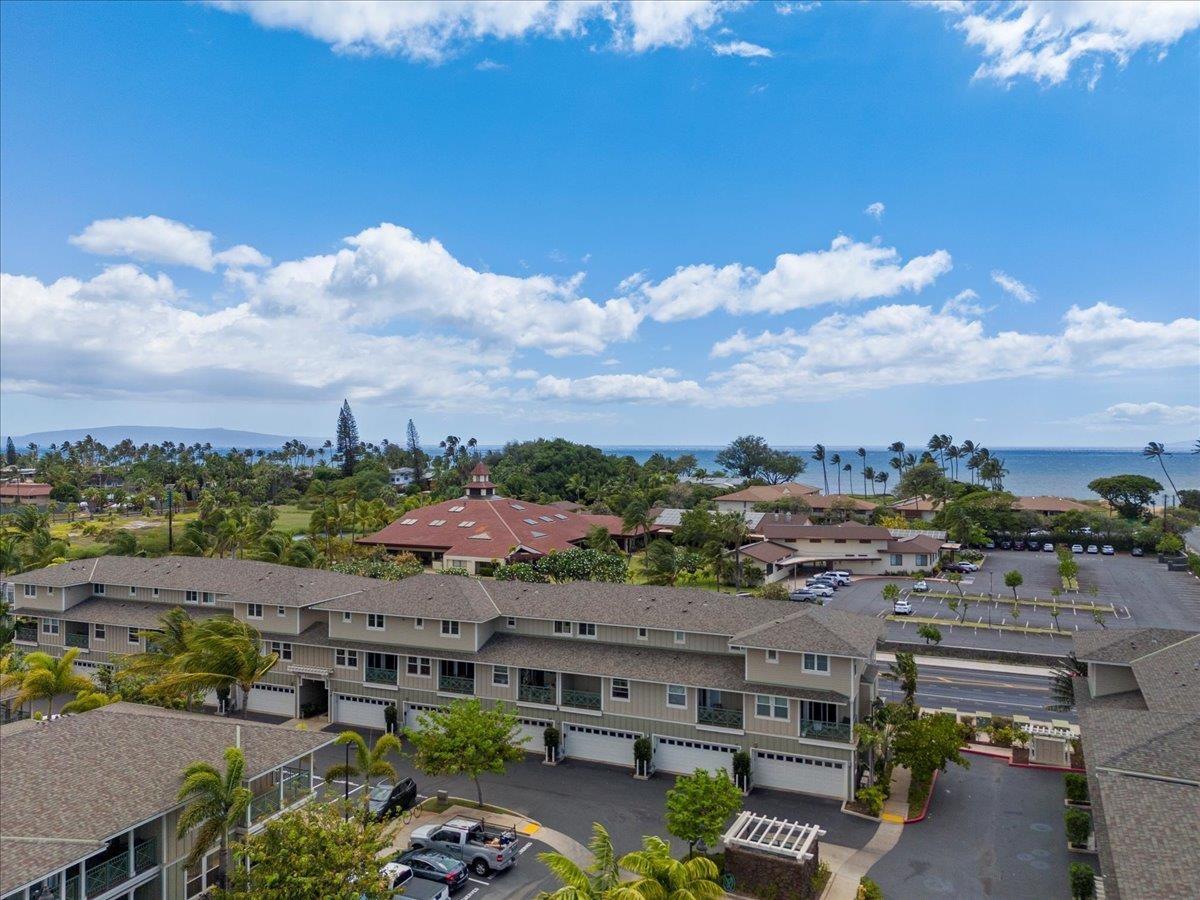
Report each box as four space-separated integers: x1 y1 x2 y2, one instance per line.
408 698 526 806
177 746 253 889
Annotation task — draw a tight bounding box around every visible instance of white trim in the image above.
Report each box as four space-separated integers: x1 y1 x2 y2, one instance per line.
666 684 688 709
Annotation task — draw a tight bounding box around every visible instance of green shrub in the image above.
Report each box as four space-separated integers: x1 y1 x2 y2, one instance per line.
812 861 832 894
1065 808 1092 846
988 726 1015 748
1156 534 1184 555
855 786 886 817
956 720 976 743
1064 773 1090 804
1069 862 1096 899
857 875 884 900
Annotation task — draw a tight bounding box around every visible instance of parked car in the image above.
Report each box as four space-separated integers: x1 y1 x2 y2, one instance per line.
911 580 930 592
409 818 519 876
789 589 818 602
984 541 996 550
395 849 470 891
369 778 418 821
1131 547 1145 557
822 571 852 585
1071 544 1084 554
1087 545 1099 554
893 599 914 615
806 577 838 591
1000 541 1012 550
1101 545 1115 555
942 562 967 573
807 584 835 598
377 863 451 900
1043 543 1055 552
1011 540 1024 551
959 561 979 572
1028 540 1043 551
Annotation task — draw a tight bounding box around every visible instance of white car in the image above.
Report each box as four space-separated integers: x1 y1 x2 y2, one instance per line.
893 599 914 615
822 571 852 585
1101 545 1115 555
808 584 835 598
958 561 979 572
1071 544 1084 554
911 580 930 593
1087 545 1099 554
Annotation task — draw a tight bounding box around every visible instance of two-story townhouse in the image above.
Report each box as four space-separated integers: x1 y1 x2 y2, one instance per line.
9 557 885 802
0 702 333 900
713 483 821 515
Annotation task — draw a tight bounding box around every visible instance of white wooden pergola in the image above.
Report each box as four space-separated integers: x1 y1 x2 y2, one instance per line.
722 811 827 862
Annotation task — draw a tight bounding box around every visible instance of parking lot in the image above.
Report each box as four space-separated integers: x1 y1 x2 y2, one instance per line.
787 549 1200 656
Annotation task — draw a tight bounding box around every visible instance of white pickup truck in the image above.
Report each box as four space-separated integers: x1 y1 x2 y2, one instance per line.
409 817 519 876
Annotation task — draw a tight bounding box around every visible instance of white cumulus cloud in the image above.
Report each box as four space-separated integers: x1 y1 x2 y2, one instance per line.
712 39 773 57
925 0 1200 86
864 201 886 220
70 215 270 272
991 269 1036 303
1073 402 1200 429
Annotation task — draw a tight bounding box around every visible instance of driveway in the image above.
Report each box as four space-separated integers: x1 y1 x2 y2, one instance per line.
866 755 1085 899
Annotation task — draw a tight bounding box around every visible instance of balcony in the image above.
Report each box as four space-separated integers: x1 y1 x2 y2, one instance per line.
14 622 37 643
698 705 744 729
799 718 852 742
365 666 398 686
518 683 555 705
134 837 158 873
65 631 90 649
561 688 602 711
83 838 156 897
438 674 475 695
250 789 283 823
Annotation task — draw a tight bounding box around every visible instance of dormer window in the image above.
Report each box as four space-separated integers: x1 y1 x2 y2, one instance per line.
94 583 106 596
802 653 830 674
766 649 779 664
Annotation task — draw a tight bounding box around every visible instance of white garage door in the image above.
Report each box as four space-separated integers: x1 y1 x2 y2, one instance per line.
753 749 847 799
654 736 738 776
246 684 295 717
405 702 439 732
516 717 554 753
564 724 639 767
334 694 389 730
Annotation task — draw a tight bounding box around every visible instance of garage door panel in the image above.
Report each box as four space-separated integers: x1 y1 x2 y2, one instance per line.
516 718 553 753
405 703 439 733
753 749 846 799
334 694 388 730
654 736 738 776
247 684 295 717
564 723 639 767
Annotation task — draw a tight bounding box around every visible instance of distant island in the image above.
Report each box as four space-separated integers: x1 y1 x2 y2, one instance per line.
4 425 321 449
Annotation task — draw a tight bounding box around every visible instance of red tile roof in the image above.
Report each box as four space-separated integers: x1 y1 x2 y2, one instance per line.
359 495 621 560
0 483 52 499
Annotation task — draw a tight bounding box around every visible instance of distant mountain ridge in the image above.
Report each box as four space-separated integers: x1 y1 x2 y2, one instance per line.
4 426 322 449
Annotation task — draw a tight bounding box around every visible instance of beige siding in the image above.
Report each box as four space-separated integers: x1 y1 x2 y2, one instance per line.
13 584 65 612
506 617 729 653
1089 663 1138 698
744 648 856 694
618 679 694 725
289 642 334 669
744 694 798 738
327 612 478 651
475 664 517 701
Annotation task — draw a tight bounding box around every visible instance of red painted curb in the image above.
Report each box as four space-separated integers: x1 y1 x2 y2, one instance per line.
904 769 939 823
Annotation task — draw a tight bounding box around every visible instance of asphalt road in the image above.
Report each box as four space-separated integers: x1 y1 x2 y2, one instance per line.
875 664 1072 723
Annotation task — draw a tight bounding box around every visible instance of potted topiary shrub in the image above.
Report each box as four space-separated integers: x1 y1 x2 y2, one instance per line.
1065 808 1093 851
383 703 398 735
633 736 652 779
732 750 752 794
1011 730 1031 764
1064 773 1090 808
543 725 561 765
1069 862 1096 899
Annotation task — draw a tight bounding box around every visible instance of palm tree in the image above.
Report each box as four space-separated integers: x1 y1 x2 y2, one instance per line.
642 539 685 587
856 447 867 494
585 524 620 555
1047 653 1087 712
177 746 253 891
843 462 852 494
945 443 961 481
324 730 404 812
887 441 905 476
863 465 876 496
1143 442 1179 500
619 835 723 899
60 688 121 714
812 445 829 494
829 453 843 493
621 499 654 556
156 617 278 717
883 651 919 711
13 648 93 716
875 470 889 495
536 822 628 899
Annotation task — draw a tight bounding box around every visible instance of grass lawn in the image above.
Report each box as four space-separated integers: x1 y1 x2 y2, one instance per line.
271 504 313 533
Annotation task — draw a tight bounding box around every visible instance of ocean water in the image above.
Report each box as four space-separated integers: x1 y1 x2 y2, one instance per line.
598 446 1200 501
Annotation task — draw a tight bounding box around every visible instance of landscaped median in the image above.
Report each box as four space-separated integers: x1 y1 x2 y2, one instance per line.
885 612 1067 638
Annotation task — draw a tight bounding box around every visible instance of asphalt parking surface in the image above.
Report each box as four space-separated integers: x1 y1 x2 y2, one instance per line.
866 754 1086 900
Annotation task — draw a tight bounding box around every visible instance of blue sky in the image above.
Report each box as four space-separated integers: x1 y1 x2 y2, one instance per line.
2 0 1198 447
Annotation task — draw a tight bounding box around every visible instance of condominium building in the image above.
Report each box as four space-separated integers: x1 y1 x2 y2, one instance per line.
9 556 884 802
0 702 333 900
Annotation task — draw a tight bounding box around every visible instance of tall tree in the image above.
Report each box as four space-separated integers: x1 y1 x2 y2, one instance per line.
857 447 868 494
407 698 526 806
812 444 829 494
156 617 278 717
830 453 843 493
1142 442 1179 499
177 746 253 891
892 713 969 785
324 730 404 812
13 648 93 716
883 651 919 711
1087 475 1163 518
335 399 360 477
405 418 426 485
664 769 743 855
535 822 624 899
4 437 16 465
1048 653 1088 712
620 835 724 899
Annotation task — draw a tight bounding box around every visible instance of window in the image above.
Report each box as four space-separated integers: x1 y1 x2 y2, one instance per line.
506 616 517 628
42 618 60 635
202 592 216 605
152 587 159 598
916 554 930 567
270 641 293 661
889 554 903 566
128 627 140 645
492 666 510 687
766 649 779 664
94 583 106 595
428 519 446 526
23 583 35 597
342 611 353 623
407 656 431 677
674 630 686 645
186 851 221 899
611 678 630 701
186 590 198 604
129 586 137 596
367 614 385 630
414 617 424 630
94 623 106 640
755 694 789 720
441 619 460 637
277 605 286 617
578 622 597 638
335 649 358 668
637 627 648 641
554 620 572 635
803 653 830 674
247 603 263 619
666 684 687 708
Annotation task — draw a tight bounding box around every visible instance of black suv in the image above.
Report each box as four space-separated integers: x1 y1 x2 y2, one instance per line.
368 777 418 821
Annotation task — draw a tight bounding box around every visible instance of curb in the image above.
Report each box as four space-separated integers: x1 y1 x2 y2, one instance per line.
1008 762 1087 773
903 769 939 824
962 746 1011 760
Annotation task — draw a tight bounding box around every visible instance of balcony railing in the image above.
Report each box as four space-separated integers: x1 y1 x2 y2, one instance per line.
134 837 158 874
85 850 130 897
799 719 852 742
250 789 283 823
282 769 312 805
15 623 37 642
438 674 475 695
518 683 555 705
365 666 398 686
66 874 80 900
698 705 744 729
65 632 90 649
560 688 602 711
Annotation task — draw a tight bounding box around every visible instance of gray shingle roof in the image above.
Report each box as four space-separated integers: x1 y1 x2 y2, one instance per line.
730 606 886 658
312 574 500 621
1129 633 1200 714
0 703 334 894
15 597 225 630
1072 628 1197 664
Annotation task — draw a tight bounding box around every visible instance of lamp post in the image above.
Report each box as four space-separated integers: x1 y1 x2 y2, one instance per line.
165 483 175 551
343 741 350 822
